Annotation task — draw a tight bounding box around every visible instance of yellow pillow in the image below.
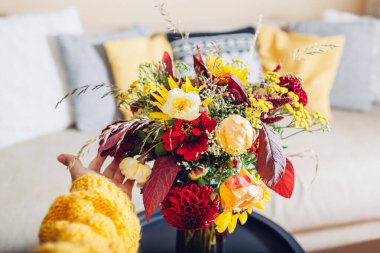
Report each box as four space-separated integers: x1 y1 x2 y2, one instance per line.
105 35 173 119
258 28 345 118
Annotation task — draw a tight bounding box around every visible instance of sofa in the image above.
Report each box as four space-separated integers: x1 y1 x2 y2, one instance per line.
1 2 380 253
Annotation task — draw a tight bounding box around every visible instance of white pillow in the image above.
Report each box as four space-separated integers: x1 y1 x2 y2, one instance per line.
324 9 380 103
0 9 83 149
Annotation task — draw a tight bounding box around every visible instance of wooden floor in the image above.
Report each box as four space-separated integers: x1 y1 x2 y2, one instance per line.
312 239 380 253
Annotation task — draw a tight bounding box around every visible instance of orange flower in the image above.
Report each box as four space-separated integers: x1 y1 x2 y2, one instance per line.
215 169 270 233
219 169 266 212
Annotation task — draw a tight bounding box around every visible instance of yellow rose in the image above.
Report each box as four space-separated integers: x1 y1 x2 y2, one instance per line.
119 157 152 187
162 88 201 121
216 115 255 155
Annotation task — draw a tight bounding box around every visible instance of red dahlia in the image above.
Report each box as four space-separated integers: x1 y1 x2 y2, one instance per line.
162 113 217 161
161 184 219 230
279 75 308 106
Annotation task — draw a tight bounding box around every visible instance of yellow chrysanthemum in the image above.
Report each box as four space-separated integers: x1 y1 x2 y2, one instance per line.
205 55 249 84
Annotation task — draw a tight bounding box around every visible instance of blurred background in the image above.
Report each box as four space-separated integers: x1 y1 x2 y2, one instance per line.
1 0 380 252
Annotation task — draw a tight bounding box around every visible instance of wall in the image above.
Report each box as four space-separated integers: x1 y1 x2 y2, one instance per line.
0 0 366 33
366 0 380 17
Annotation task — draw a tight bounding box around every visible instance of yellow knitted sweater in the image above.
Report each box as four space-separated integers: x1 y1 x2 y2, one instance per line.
35 175 141 253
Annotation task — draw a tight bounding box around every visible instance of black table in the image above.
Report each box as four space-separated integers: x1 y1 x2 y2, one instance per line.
139 210 305 253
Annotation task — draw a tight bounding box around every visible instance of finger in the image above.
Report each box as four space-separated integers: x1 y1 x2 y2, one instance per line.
88 156 106 172
121 179 135 199
103 157 122 178
113 168 125 184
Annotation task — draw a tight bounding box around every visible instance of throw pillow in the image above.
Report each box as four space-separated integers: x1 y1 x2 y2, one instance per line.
288 20 375 112
0 8 82 149
57 26 145 132
104 35 173 119
168 27 262 83
258 28 345 118
324 9 380 103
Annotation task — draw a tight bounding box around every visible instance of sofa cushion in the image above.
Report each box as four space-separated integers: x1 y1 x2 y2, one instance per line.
168 27 262 83
323 9 380 103
0 129 143 252
57 26 145 132
258 28 344 118
288 20 375 112
0 8 83 148
261 105 380 248
104 35 173 119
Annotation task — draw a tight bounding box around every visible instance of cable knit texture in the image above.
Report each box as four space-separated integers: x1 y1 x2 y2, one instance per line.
35 175 140 253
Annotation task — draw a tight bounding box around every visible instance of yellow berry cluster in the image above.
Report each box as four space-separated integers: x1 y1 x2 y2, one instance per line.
284 93 311 130
312 112 328 126
245 96 274 128
267 83 288 95
130 81 157 97
264 72 289 95
284 92 328 130
265 71 281 84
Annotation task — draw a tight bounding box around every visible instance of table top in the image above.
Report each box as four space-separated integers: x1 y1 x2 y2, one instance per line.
138 210 305 253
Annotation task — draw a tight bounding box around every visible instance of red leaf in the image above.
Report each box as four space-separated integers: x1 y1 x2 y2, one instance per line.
193 55 209 78
143 155 180 222
227 75 249 104
270 159 295 198
260 116 284 124
162 51 173 77
257 124 286 187
98 119 151 157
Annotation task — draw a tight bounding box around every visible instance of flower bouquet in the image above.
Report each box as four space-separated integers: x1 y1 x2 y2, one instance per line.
77 47 328 252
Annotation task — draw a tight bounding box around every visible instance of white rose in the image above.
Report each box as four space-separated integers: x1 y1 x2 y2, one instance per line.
162 88 201 121
119 157 152 187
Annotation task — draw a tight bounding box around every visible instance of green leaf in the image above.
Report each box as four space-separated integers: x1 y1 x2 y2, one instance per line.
154 143 168 157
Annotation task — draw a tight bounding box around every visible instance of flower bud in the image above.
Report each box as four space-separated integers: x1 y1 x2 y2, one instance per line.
119 157 152 187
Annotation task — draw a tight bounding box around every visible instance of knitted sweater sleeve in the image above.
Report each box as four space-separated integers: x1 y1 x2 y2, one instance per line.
34 175 141 253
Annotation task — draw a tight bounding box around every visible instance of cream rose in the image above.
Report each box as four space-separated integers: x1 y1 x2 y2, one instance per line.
216 115 255 155
119 157 152 187
162 88 201 121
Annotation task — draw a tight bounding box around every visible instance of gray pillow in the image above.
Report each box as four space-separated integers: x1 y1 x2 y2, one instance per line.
57 26 145 132
288 21 375 112
169 28 262 83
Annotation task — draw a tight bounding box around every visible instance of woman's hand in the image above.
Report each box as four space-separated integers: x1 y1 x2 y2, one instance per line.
57 154 134 198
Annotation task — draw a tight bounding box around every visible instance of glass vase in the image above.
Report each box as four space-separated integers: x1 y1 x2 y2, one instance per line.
175 224 225 253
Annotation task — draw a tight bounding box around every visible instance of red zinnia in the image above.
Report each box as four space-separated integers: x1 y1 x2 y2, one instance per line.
279 75 308 106
161 184 219 230
162 113 217 161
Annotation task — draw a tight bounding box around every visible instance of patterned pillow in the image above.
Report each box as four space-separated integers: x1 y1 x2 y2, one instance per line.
168 27 262 83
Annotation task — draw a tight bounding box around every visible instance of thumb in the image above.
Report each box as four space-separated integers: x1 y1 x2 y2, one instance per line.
57 154 87 180
57 154 82 168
